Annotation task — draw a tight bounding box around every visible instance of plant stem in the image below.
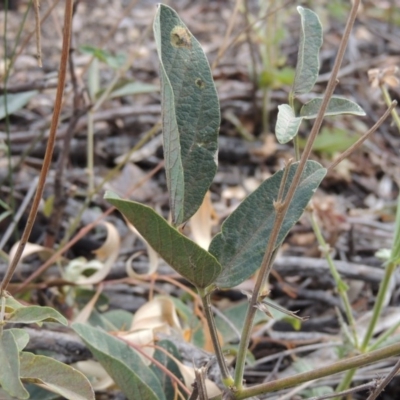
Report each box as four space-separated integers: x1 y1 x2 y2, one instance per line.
333 368 356 400
361 261 397 351
233 246 279 390
234 341 400 399
289 91 300 161
233 0 361 390
310 211 359 348
381 84 400 133
199 288 234 387
328 102 396 172
366 358 400 400
369 321 400 352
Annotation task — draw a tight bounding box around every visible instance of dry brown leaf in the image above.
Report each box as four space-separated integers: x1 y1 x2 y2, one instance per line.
74 286 103 324
190 191 217 249
116 297 184 365
125 222 159 278
9 242 56 264
176 361 221 397
75 222 120 285
130 296 181 332
74 360 114 391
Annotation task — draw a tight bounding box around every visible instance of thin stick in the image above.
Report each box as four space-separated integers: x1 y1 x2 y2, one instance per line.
308 381 378 400
199 290 233 386
33 0 42 67
118 337 191 396
0 176 39 252
328 101 397 171
366 358 400 400
13 0 59 66
215 0 292 69
211 0 241 70
0 0 73 295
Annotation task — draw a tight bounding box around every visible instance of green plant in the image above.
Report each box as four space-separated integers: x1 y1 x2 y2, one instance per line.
68 2 400 399
3 1 399 399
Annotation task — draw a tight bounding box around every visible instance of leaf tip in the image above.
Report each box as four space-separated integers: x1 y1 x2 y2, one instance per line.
104 190 120 201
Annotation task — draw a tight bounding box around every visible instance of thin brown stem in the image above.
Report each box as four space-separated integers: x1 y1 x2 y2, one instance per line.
0 0 73 295
233 0 361 389
199 289 233 386
211 0 241 70
366 358 400 400
328 101 397 172
217 1 291 68
308 382 378 400
13 0 59 66
33 0 42 67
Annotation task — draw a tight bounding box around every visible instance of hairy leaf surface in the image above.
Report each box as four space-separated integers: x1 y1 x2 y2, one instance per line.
154 4 220 225
73 323 165 400
209 161 326 288
105 191 221 289
300 96 366 119
293 7 323 95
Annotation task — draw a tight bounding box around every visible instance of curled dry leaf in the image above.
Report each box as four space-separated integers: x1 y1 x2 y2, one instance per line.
74 360 114 391
125 221 159 278
130 296 182 332
368 66 399 88
76 297 220 396
190 191 217 250
75 222 120 286
9 241 61 266
116 297 183 365
73 286 103 324
176 361 221 398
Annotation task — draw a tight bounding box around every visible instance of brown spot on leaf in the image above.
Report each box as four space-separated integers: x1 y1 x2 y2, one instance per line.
195 78 205 89
171 26 191 49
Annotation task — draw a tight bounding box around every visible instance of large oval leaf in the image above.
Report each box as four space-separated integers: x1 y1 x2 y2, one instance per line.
275 104 303 144
6 306 68 326
293 7 323 95
72 323 166 400
105 191 222 289
19 352 94 400
209 161 327 288
0 330 28 399
154 4 220 226
300 96 366 119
